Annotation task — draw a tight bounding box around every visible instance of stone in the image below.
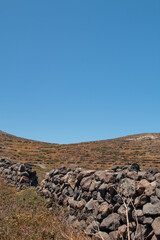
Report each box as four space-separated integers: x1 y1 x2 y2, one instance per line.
118 178 136 197
68 198 86 210
151 235 159 240
67 173 77 189
138 171 146 179
156 188 160 199
97 192 104 203
77 170 95 181
111 165 120 171
129 163 140 172
137 179 150 194
100 213 120 231
94 171 106 181
104 172 116 184
80 176 93 191
143 217 153 225
89 179 96 192
95 231 111 240
144 172 156 182
145 181 157 197
18 164 26 172
113 194 123 204
19 176 30 184
150 196 160 205
98 202 110 217
118 225 127 238
109 231 120 240
132 224 147 240
85 221 99 235
152 217 160 236
99 183 108 192
85 198 94 211
134 194 148 207
118 204 132 223
127 171 139 180
132 209 144 223
143 202 160 216
20 171 29 177
155 173 160 183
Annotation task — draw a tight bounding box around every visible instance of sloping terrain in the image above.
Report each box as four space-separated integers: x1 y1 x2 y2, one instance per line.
0 130 160 171
0 178 87 240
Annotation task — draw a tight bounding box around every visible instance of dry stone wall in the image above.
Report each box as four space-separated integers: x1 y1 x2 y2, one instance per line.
0 158 38 189
39 163 160 240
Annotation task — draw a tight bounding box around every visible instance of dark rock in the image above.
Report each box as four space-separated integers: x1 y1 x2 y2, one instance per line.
155 173 160 183
111 165 120 171
92 191 98 200
100 213 120 231
80 176 93 191
109 231 120 240
85 220 99 235
118 178 136 197
118 225 127 239
131 224 147 240
18 165 26 172
143 217 153 225
137 179 150 194
78 170 95 181
150 196 160 205
144 172 156 182
127 171 139 180
19 176 30 184
129 163 140 172
117 204 132 223
95 231 111 240
104 172 117 184
98 202 110 218
135 194 148 208
143 202 160 216
99 183 108 192
145 181 157 197
85 198 94 211
132 209 144 223
156 188 160 199
113 194 123 204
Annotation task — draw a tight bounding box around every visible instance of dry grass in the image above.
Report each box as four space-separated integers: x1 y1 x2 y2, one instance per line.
0 179 89 240
0 131 160 171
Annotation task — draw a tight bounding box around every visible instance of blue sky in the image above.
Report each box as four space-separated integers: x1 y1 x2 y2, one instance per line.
0 0 160 144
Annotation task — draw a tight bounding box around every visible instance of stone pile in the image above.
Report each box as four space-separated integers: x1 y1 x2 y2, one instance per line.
0 158 38 188
39 163 160 240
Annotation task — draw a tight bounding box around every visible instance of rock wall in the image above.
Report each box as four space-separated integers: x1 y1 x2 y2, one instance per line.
0 158 38 189
39 164 160 240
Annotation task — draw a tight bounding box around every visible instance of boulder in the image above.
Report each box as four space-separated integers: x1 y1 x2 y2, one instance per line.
143 202 160 216
118 178 136 197
100 213 120 231
85 221 99 235
80 176 93 191
152 217 160 236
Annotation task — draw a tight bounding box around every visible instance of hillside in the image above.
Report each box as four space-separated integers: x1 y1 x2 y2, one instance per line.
1 131 160 171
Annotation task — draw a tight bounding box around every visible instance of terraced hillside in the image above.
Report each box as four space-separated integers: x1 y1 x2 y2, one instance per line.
0 130 160 171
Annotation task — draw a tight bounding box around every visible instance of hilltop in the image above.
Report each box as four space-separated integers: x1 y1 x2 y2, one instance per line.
0 130 160 170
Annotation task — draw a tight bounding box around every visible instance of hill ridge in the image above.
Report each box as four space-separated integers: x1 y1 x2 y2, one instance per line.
0 130 160 170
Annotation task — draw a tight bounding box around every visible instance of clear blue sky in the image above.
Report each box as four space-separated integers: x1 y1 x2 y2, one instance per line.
0 0 160 144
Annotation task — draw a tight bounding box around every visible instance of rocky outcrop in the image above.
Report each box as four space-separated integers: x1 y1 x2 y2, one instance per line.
39 163 160 239
0 158 38 189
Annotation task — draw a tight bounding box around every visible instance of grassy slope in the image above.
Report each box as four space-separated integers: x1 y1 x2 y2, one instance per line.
0 131 160 171
0 179 88 240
